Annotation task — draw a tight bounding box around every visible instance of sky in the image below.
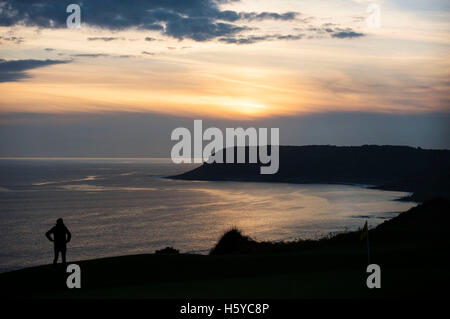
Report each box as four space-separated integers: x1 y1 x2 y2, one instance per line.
0 0 449 156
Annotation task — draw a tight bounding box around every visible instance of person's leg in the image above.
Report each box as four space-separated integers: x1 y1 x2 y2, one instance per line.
53 246 59 266
61 246 67 268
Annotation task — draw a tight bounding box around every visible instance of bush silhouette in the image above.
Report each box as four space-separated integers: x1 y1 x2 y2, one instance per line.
210 227 256 255
155 247 180 255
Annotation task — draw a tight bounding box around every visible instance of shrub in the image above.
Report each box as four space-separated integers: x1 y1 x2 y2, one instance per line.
210 227 258 255
155 246 180 255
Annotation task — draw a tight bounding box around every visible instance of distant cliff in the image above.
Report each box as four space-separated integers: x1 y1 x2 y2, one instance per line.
170 145 450 201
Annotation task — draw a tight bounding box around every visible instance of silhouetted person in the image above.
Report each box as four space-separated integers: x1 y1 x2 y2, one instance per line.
46 218 71 267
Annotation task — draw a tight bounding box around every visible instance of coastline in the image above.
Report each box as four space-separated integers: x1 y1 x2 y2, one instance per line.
168 145 450 202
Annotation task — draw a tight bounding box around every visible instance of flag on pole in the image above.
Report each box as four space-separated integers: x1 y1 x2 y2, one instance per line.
360 221 371 264
360 221 368 240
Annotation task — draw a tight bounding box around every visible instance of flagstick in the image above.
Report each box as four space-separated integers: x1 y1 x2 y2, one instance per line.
366 228 371 265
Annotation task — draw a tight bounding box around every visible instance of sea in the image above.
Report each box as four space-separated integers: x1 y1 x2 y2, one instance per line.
0 158 416 272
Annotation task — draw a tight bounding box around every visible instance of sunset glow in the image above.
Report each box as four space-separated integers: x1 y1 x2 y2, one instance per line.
1 0 448 120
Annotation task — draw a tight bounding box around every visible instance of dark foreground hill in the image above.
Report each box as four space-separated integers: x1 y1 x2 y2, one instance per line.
171 145 450 201
1 199 449 299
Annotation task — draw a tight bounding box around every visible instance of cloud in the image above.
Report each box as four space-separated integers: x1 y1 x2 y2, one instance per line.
71 53 110 58
142 51 155 55
0 59 71 82
87 37 123 41
0 36 24 44
237 12 299 21
164 18 249 41
71 53 137 59
0 1 366 44
218 25 366 44
216 10 299 22
0 0 297 42
295 25 366 39
331 31 365 39
352 16 366 22
219 33 303 44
